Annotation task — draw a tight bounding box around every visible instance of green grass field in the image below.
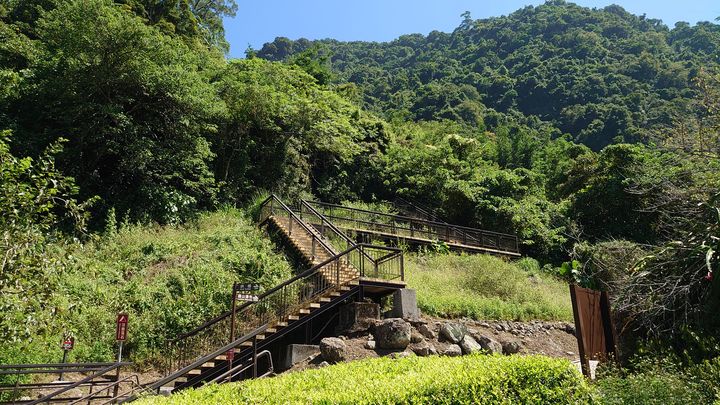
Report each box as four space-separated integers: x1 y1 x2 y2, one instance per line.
137 354 593 404
405 253 573 321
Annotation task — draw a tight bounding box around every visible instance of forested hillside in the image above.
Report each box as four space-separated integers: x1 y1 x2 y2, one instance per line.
258 1 720 150
1 0 720 398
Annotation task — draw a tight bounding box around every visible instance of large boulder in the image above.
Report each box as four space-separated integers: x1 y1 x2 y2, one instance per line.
459 335 483 355
319 337 347 363
375 318 411 350
439 322 467 344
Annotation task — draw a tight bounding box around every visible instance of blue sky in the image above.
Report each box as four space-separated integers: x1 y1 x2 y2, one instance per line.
224 1 720 58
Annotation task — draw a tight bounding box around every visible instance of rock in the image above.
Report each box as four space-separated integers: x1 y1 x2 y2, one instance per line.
375 318 411 350
390 351 414 359
318 361 330 368
459 335 484 355
480 322 490 328
565 351 575 356
411 341 431 356
364 340 376 350
428 344 438 355
563 323 576 335
441 344 462 357
319 337 347 363
474 335 503 354
502 341 521 355
439 323 467 343
417 323 436 340
410 330 424 343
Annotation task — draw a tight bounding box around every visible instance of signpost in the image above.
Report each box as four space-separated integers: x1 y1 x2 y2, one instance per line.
227 283 260 382
116 313 129 362
58 335 74 380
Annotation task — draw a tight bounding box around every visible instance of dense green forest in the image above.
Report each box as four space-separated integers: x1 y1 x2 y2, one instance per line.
258 1 720 151
1 0 719 392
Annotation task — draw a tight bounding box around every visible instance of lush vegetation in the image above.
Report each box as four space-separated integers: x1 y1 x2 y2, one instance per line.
136 354 593 404
595 357 720 404
0 208 291 366
406 254 572 321
1 0 720 399
258 1 720 151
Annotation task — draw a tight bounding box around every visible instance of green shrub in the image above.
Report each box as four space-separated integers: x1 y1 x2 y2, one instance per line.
406 253 572 321
596 356 720 405
137 354 594 404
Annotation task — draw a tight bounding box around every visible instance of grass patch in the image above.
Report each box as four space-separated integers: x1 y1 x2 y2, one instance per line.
137 354 593 404
406 253 572 321
0 208 291 365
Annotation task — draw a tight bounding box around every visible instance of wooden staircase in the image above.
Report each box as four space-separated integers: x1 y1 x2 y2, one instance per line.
147 195 402 397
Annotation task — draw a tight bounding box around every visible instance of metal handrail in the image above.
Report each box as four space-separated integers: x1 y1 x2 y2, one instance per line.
173 242 400 343
208 350 273 384
307 200 520 254
164 245 402 377
393 197 489 247
69 375 146 405
28 363 128 405
298 200 379 266
151 326 268 392
259 195 336 257
309 200 517 239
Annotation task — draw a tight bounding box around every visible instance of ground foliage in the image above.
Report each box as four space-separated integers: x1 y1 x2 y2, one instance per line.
136 354 594 404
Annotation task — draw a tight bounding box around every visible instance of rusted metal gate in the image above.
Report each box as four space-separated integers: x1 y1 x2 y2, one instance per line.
569 284 619 377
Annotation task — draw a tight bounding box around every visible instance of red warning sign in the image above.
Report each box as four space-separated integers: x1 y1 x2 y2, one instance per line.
61 336 75 351
116 313 129 341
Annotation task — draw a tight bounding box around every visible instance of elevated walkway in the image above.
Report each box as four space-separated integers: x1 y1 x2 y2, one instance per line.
304 201 521 257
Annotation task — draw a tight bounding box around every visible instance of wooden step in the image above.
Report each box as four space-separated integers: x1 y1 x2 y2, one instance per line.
319 297 331 302
188 369 202 376
201 362 215 368
240 341 253 347
329 292 341 297
309 303 321 308
299 309 311 315
276 322 288 327
266 328 277 333
288 315 300 321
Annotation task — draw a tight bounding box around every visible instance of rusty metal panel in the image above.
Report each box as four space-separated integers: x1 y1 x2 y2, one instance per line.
570 284 618 377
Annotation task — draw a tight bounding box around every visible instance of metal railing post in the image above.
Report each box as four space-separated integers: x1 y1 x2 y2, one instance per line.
336 259 340 286
311 237 316 261
288 210 293 235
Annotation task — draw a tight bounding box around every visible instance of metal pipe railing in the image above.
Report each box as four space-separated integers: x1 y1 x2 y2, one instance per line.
306 200 520 254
